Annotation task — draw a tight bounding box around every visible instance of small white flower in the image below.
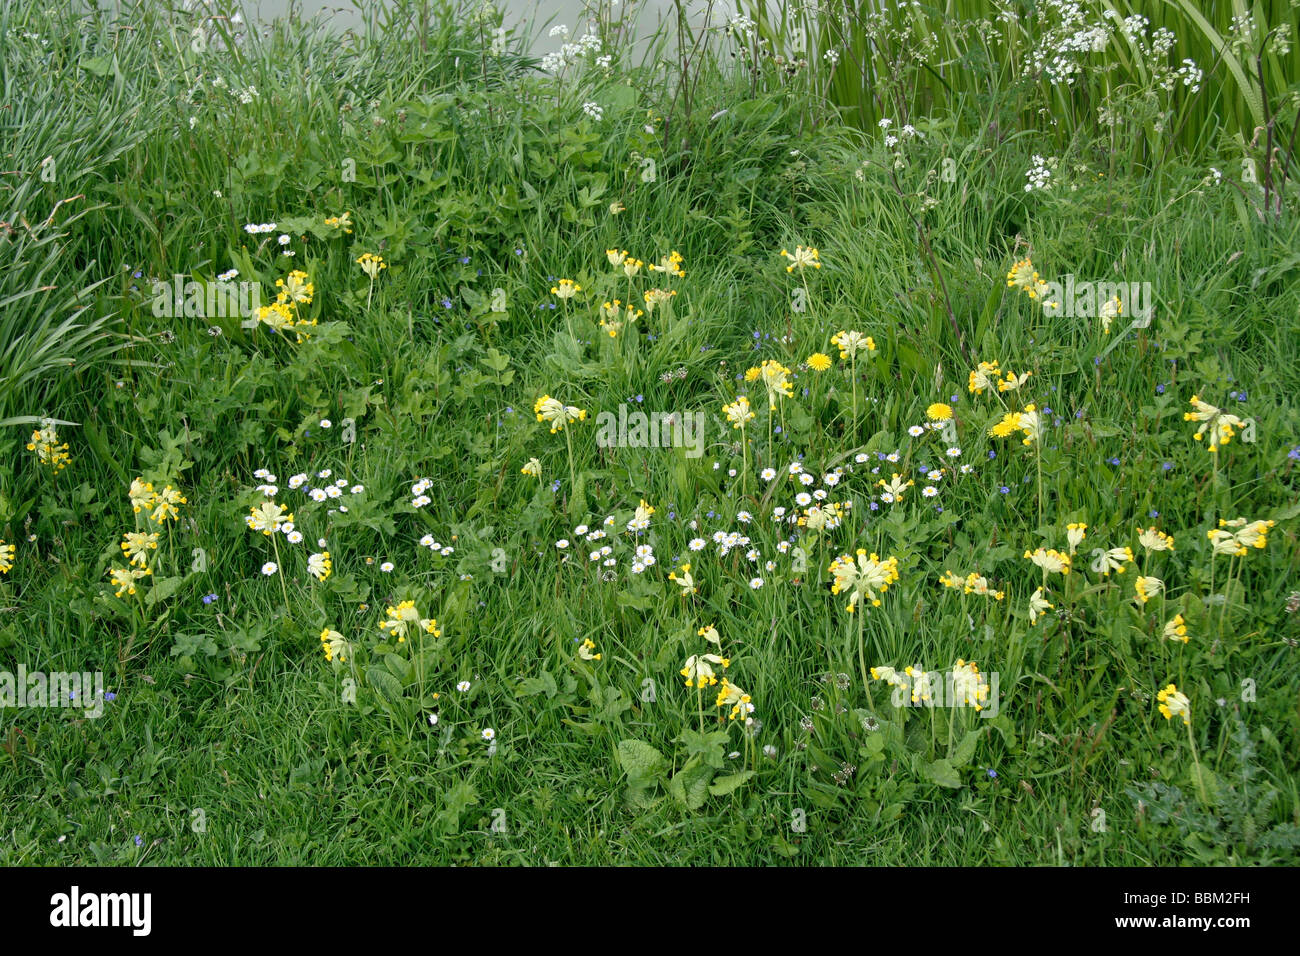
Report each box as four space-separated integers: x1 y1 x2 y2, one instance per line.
278 234 290 246
761 468 777 481
320 419 332 428
261 562 278 575
428 713 439 726
287 530 304 544
556 539 569 549
457 680 472 692
380 562 394 573
481 727 496 741
749 577 764 589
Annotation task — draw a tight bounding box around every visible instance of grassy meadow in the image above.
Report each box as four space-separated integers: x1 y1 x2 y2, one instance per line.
1 0 1299 865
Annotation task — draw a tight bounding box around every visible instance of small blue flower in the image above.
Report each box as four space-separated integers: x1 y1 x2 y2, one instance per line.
986 768 997 779
551 479 561 492
459 256 470 264
202 593 217 605
1148 509 1159 518
1288 447 1300 461
1155 383 1165 394
869 501 879 510
105 692 116 702
999 486 1010 494
1108 457 1120 466
1162 462 1173 472
988 450 996 460
134 835 143 847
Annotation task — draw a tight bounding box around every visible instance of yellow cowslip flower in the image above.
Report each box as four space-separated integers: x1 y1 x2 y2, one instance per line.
649 251 685 278
1134 575 1164 605
1207 518 1275 557
1099 295 1121 334
938 569 963 589
697 624 720 644
951 659 989 710
621 256 645 278
307 551 332 581
627 499 655 532
1157 683 1190 725
807 352 832 372
1028 587 1052 624
320 628 351 663
780 246 821 272
743 359 794 409
550 278 581 299
828 549 900 613
128 477 155 514
715 679 754 721
1163 614 1188 643
1025 547 1071 575
608 202 625 215
109 565 151 598
963 572 1004 600
605 248 628 267
578 638 602 661
1137 527 1175 553
668 563 697 595
1016 405 1041 445
722 395 755 429
533 395 587 433
323 212 353 234
0 540 15 574
149 485 187 524
968 360 1001 395
120 531 160 569
1066 522 1088 555
681 653 726 688
990 411 1023 438
997 369 1032 393
246 501 292 535
26 419 71 473
904 665 935 704
877 473 913 503
1183 395 1244 452
926 402 952 421
799 502 844 533
1006 258 1050 298
356 252 387 279
378 600 440 643
257 301 295 331
831 330 874 360
1090 546 1134 576
521 457 542 478
870 665 907 687
275 269 314 305
643 288 676 312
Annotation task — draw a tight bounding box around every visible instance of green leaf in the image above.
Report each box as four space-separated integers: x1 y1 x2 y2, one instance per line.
616 739 666 783
666 757 713 810
708 770 754 796
950 728 983 768
516 669 558 699
922 758 962 789
366 666 405 704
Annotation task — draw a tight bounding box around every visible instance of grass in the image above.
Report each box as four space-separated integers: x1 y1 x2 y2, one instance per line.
0 0 1298 866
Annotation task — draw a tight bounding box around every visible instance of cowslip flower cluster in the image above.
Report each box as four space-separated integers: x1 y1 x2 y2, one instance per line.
744 360 794 408
780 245 821 272
722 395 755 429
27 419 71 473
320 628 351 662
1183 395 1244 452
1157 683 1191 725
968 359 1030 395
0 540 14 574
831 330 874 359
534 395 587 432
1207 518 1275 556
378 600 440 643
828 549 900 613
356 252 387 279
